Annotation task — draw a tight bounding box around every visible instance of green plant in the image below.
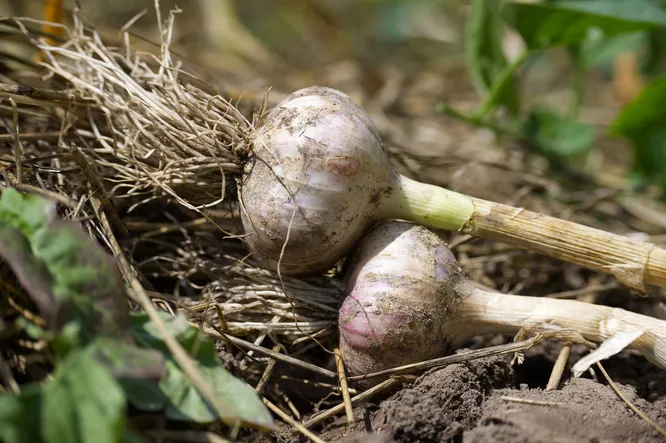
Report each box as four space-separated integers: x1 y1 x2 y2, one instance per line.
0 188 273 443
442 0 666 193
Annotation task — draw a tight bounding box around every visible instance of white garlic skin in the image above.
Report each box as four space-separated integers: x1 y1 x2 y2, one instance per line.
240 86 394 275
338 221 466 379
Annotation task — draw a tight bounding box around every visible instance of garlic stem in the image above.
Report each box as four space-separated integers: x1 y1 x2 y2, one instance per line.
338 221 666 380
451 285 666 369
383 173 666 292
241 85 666 291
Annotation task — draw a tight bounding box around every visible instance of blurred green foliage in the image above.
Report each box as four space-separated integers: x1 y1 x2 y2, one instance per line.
446 0 666 194
611 75 666 190
0 189 273 443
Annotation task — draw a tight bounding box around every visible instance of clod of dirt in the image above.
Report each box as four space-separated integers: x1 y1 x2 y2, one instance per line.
313 351 666 443
347 433 394 443
374 390 464 443
368 355 514 442
466 377 666 443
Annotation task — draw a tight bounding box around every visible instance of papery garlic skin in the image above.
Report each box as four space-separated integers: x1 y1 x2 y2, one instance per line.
239 87 393 275
338 221 465 377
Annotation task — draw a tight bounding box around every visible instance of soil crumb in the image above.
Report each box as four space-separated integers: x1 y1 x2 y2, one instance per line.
307 354 666 443
466 378 666 443
317 355 513 443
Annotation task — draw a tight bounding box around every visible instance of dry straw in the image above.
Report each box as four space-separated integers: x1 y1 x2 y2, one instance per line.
4 5 253 212
0 4 341 351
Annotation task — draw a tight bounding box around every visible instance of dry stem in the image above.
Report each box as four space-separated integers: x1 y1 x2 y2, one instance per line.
455 287 666 369
546 342 571 391
346 332 569 382
393 175 666 292
465 196 666 292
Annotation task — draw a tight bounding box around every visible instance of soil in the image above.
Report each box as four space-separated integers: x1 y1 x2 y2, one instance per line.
268 344 666 443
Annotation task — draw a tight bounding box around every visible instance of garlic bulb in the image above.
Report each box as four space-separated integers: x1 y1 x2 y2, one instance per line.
239 86 666 292
338 221 666 379
338 221 466 377
239 87 393 275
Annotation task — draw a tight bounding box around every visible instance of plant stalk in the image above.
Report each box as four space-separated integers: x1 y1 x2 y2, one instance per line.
381 173 666 292
451 287 666 369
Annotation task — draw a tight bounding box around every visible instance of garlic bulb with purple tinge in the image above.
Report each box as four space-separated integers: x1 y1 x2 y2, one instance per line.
338 221 467 377
338 221 666 383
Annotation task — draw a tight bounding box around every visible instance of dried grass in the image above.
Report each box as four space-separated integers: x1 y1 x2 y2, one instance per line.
3 5 255 212
0 2 341 368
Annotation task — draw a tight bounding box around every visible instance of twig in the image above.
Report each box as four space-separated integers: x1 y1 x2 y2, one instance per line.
8 182 78 208
255 344 280 394
0 104 50 120
596 362 666 438
347 333 549 382
9 98 21 184
73 148 129 239
90 198 254 430
0 131 97 143
500 396 564 407
334 347 355 424
0 83 90 107
447 234 474 250
203 326 337 379
263 398 327 443
548 283 618 299
0 352 20 394
304 377 404 429
546 342 571 391
277 387 301 420
273 375 358 395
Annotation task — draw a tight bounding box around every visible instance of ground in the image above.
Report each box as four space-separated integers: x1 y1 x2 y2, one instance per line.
270 345 666 442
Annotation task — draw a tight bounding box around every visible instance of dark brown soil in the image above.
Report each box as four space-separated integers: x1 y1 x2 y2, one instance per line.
465 378 665 443
268 345 666 443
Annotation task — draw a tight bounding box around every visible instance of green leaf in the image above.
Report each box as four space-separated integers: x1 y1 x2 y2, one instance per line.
0 188 53 236
0 188 131 347
644 26 666 76
129 312 274 430
91 338 166 381
611 75 666 135
578 31 646 69
117 377 166 413
465 0 520 115
0 222 63 329
523 108 596 157
31 219 131 342
629 130 666 189
0 346 127 443
0 385 41 443
501 0 666 50
611 75 666 189
475 51 528 119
